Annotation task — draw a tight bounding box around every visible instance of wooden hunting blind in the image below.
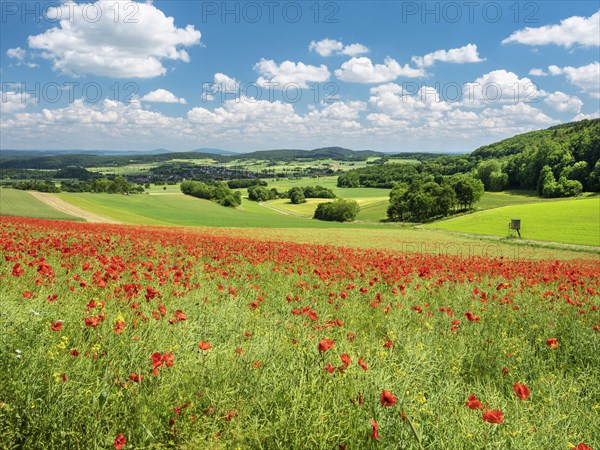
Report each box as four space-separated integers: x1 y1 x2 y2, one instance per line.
509 219 521 238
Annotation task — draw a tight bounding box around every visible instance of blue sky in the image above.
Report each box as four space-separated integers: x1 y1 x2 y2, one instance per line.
1 1 599 152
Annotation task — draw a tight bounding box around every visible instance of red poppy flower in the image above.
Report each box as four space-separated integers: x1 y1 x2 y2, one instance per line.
23 291 33 298
465 394 482 410
318 339 335 352
513 382 531 400
358 357 368 371
576 444 592 450
340 353 351 367
114 433 126 450
129 373 143 383
324 364 335 373
113 320 126 334
174 310 187 321
50 321 63 331
383 339 393 348
370 419 380 440
546 338 559 348
198 341 212 351
163 352 174 367
482 405 504 424
465 311 480 322
224 409 238 421
380 390 397 407
150 352 163 368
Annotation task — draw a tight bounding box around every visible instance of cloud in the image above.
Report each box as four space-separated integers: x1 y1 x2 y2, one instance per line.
7 47 26 62
502 11 600 47
309 38 369 57
27 1 201 78
412 44 485 68
340 43 370 57
335 57 425 83
254 59 330 89
543 91 583 113
141 89 187 104
214 73 239 92
548 62 600 98
1 89 35 114
572 110 600 121
528 68 547 76
462 70 543 106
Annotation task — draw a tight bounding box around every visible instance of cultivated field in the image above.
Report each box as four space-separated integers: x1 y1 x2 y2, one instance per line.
0 217 598 449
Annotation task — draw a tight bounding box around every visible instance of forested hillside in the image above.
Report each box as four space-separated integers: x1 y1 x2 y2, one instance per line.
340 119 600 197
472 118 600 194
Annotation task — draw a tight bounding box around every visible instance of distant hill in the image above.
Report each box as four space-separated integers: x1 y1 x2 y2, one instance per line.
472 118 600 161
190 148 237 155
1 148 235 157
237 147 384 160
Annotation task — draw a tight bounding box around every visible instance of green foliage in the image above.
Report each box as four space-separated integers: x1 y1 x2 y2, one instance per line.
538 165 583 198
180 180 241 207
387 180 458 222
337 163 422 188
449 174 484 210
12 180 60 193
313 198 359 222
247 185 279 202
288 187 306 204
227 179 267 189
301 185 336 199
474 119 599 193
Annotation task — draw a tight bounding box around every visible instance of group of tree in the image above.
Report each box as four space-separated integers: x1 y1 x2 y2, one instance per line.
180 180 242 207
227 179 267 189
12 176 144 194
387 175 484 222
313 199 360 222
537 165 583 197
247 185 280 201
287 185 336 204
90 176 144 194
12 180 60 193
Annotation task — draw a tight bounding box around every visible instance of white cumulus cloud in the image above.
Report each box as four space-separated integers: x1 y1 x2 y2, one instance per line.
548 62 600 98
309 38 369 57
412 44 485 68
335 57 424 83
7 47 26 62
462 70 543 107
502 11 600 47
141 89 187 104
528 68 547 76
543 91 583 113
254 59 330 89
27 1 201 78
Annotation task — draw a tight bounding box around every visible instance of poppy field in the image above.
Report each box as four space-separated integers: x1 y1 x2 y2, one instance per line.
0 216 598 449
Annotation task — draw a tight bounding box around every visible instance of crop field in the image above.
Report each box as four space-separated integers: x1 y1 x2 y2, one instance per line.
0 216 598 449
0 189 80 221
53 191 403 230
428 198 600 247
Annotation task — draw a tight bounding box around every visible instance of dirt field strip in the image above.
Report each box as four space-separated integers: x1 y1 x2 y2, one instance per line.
28 192 122 224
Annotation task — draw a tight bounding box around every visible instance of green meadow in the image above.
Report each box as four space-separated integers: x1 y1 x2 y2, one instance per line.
0 189 80 221
428 197 600 247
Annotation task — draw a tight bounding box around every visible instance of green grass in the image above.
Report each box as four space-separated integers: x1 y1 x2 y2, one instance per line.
428 197 600 247
0 188 80 221
55 192 395 230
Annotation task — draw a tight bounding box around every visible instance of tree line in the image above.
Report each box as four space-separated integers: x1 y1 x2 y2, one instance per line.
180 180 242 207
387 174 484 222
